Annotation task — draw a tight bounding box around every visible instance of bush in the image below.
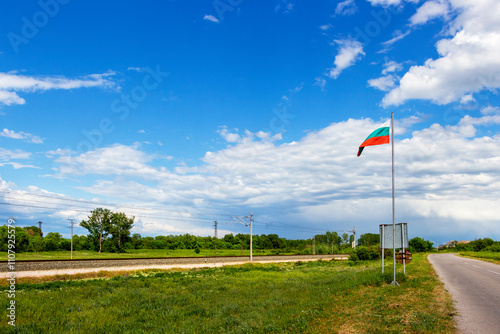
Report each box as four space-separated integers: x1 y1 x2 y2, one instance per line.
42 238 59 251
301 248 312 255
409 237 434 253
350 246 380 261
194 247 201 254
469 238 495 252
484 242 500 252
59 239 71 251
455 243 473 251
102 239 118 253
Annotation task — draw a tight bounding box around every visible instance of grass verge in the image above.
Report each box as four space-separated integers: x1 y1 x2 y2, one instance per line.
0 254 455 333
458 251 500 264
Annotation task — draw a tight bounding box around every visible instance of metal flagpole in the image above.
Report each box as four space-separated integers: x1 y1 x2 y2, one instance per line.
391 112 398 286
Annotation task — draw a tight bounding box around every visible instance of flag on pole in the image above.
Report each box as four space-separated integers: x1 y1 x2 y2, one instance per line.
357 120 390 156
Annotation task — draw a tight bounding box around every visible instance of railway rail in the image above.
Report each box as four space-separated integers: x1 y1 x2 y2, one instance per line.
1 254 349 272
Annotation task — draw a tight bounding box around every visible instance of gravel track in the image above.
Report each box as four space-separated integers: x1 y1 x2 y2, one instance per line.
1 254 348 278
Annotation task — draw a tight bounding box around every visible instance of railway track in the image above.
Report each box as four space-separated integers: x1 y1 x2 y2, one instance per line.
1 254 349 272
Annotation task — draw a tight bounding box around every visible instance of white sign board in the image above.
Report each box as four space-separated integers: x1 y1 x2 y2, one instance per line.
380 223 408 249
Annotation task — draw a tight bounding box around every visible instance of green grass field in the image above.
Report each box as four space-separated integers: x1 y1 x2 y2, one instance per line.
459 251 500 264
0 254 454 333
0 248 282 261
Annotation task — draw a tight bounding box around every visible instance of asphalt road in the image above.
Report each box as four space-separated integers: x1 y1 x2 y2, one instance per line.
428 253 500 334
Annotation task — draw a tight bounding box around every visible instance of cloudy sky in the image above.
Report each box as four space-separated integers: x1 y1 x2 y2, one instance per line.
1 0 499 244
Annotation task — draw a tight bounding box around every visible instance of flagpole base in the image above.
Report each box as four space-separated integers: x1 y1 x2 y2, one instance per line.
391 281 399 286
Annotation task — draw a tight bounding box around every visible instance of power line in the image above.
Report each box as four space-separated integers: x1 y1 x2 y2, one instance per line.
0 190 359 238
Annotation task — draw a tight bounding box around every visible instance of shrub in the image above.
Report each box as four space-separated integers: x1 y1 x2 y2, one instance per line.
409 237 434 253
469 238 495 252
350 246 380 261
484 242 500 252
42 238 59 251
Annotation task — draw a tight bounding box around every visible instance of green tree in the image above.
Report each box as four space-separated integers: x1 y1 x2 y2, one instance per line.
469 238 495 252
358 233 380 246
409 237 434 253
141 236 155 249
0 226 29 252
131 233 142 249
73 235 91 250
341 233 350 248
23 226 42 237
108 212 134 252
23 226 43 252
80 208 113 253
42 238 58 251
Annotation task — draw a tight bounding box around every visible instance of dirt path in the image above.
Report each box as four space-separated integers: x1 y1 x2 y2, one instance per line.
0 258 339 278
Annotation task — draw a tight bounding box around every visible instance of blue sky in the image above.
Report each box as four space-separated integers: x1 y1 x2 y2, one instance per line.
1 0 499 244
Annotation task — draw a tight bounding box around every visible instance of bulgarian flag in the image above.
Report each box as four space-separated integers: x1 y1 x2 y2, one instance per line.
357 119 390 157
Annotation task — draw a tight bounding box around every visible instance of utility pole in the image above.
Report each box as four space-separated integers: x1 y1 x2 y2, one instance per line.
230 211 253 261
313 236 315 255
344 226 357 249
214 221 218 256
353 226 356 249
66 219 75 260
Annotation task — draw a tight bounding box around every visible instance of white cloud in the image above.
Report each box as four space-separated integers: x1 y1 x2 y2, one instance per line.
366 0 405 6
0 148 38 169
383 0 500 107
0 162 39 169
0 90 24 105
4 112 499 240
127 67 146 72
328 39 365 79
0 148 32 161
275 1 294 14
368 60 403 91
480 106 500 115
319 24 333 31
368 75 398 91
54 143 164 179
0 128 43 144
314 77 327 91
409 0 450 26
45 149 74 159
460 94 474 104
458 114 500 127
0 71 117 106
381 60 404 75
218 126 241 143
203 14 220 23
335 0 358 16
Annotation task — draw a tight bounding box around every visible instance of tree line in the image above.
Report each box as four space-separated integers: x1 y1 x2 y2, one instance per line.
2 208 498 255
1 208 362 253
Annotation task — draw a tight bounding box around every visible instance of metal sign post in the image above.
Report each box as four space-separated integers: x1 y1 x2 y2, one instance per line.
380 223 408 282
381 226 384 274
